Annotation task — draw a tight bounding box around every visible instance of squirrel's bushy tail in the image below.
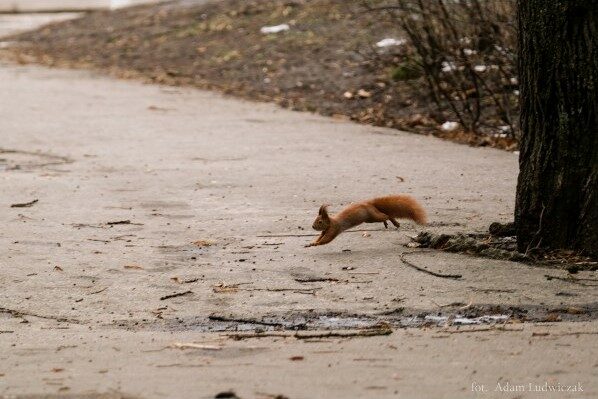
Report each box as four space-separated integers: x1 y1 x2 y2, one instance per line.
406 196 427 225
371 195 428 225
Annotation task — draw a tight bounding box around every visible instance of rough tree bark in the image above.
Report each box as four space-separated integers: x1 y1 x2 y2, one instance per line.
515 1 597 257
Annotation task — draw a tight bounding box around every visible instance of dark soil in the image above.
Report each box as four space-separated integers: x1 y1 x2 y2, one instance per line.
0 0 518 150
412 230 598 271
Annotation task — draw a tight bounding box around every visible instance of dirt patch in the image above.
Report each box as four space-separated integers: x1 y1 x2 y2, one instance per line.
0 0 517 150
412 230 598 271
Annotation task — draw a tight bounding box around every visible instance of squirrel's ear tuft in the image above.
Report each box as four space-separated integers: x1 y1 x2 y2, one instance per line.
319 204 330 219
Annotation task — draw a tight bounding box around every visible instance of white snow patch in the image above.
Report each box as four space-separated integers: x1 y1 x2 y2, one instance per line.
441 61 457 72
376 38 407 48
260 24 290 34
424 315 448 323
473 65 487 72
110 0 132 8
424 314 510 325
453 315 509 325
441 121 459 131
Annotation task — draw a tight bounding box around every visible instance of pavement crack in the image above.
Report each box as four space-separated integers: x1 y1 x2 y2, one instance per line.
0 306 82 324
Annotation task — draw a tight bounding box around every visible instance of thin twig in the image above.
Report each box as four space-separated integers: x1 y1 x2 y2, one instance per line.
400 253 462 279
225 327 393 340
0 307 81 324
88 287 108 295
160 290 193 300
544 275 598 287
10 199 38 208
208 315 285 327
443 326 523 334
243 287 321 295
294 277 340 283
525 203 545 255
552 331 598 336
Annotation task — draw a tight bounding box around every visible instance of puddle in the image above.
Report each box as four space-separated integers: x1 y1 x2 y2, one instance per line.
424 314 509 325
315 315 378 329
110 302 598 333
112 313 385 333
132 312 509 332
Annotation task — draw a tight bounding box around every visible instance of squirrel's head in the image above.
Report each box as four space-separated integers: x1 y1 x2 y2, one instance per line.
312 204 331 231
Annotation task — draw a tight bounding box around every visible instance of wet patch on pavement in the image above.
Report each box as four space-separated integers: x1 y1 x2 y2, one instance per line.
109 302 598 333
0 148 72 172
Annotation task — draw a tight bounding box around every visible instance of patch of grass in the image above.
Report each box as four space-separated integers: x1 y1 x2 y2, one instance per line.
390 61 422 81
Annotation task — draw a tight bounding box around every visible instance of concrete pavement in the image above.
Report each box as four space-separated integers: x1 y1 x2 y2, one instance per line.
0 13 81 38
0 1 159 12
0 63 596 399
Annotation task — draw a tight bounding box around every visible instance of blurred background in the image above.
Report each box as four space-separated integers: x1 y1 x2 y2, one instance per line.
0 0 157 12
1 0 519 150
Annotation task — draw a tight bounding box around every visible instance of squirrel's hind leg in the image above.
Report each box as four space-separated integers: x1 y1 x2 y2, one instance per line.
367 207 391 225
390 218 400 229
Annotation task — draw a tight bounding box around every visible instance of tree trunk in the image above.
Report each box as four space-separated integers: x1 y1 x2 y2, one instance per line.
515 1 598 257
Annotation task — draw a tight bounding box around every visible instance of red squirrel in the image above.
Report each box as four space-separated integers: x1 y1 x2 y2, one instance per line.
306 195 427 247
